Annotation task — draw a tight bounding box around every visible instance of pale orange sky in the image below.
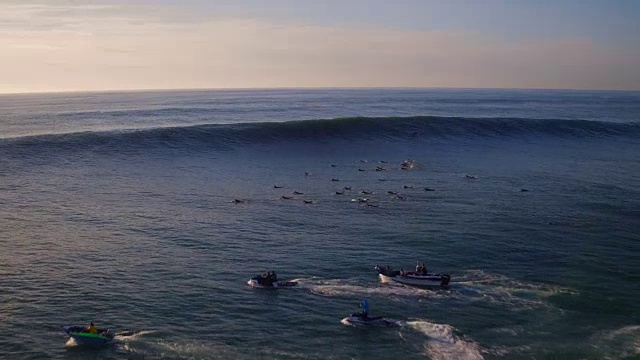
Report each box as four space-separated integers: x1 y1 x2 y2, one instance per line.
1 1 639 93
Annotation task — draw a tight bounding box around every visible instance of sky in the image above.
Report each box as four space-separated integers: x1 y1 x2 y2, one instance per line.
1 0 639 93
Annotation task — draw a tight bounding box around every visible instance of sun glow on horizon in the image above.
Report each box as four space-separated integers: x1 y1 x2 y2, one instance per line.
1 1 639 93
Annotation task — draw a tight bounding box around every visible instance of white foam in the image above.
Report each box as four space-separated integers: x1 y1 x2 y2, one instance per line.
151 340 237 357
602 325 640 339
404 320 484 360
307 280 445 300
451 270 576 311
593 325 640 359
115 329 158 341
456 270 576 297
300 277 451 298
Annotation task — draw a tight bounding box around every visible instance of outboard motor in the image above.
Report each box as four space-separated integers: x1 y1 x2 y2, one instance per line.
440 274 451 286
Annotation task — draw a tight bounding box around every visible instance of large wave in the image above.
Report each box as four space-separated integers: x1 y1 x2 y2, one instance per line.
2 116 639 155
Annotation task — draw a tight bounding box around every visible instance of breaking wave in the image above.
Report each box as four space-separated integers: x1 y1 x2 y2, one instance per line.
2 116 639 156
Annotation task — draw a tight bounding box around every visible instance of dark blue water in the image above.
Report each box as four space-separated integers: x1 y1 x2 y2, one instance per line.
1 89 639 359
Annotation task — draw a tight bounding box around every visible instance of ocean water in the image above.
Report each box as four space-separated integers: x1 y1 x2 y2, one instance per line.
1 88 639 360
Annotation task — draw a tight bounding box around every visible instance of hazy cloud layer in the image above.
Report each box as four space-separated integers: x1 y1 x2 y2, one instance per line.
1 3 639 93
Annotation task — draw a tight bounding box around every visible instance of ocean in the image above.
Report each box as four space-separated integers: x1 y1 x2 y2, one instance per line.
0 88 639 360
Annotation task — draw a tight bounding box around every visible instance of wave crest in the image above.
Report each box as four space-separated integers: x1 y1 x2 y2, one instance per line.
3 116 638 155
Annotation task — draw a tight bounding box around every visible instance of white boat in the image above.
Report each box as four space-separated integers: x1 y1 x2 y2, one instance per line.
375 265 451 287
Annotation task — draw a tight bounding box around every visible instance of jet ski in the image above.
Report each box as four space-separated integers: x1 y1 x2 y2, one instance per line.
247 273 298 288
62 325 115 346
341 313 399 327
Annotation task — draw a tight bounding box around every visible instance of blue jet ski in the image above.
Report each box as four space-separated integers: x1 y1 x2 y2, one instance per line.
63 325 115 346
341 312 400 327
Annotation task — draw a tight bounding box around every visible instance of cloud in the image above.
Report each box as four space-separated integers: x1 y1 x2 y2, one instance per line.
0 2 638 93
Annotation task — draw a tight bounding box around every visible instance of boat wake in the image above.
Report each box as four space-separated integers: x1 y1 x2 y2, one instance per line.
64 338 78 347
590 325 640 359
114 329 158 341
451 270 576 310
401 320 484 360
303 278 449 300
145 340 241 359
299 271 574 314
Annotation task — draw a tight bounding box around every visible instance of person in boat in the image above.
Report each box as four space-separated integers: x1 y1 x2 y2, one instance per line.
415 262 428 275
271 270 278 282
87 322 97 334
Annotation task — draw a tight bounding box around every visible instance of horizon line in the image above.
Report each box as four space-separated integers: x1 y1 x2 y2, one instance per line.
1 85 639 96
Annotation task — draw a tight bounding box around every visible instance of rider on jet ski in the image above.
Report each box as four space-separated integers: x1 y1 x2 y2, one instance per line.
358 299 369 319
260 271 278 286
